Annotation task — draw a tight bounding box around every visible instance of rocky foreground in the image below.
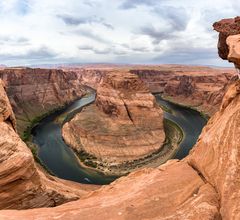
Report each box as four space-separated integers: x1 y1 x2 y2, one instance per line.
62 71 165 174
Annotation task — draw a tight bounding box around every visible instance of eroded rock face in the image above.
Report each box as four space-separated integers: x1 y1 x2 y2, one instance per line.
188 79 240 219
95 72 161 126
0 80 98 210
213 17 240 60
226 34 240 76
0 79 16 129
131 66 234 116
0 68 86 136
65 68 105 89
62 71 165 174
213 17 240 59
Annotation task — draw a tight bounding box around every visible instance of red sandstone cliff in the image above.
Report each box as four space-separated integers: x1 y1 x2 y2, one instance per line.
0 79 98 210
63 65 234 117
130 66 234 115
0 68 87 136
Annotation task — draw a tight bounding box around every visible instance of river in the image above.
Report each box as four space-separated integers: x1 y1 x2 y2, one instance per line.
32 93 207 185
155 95 207 159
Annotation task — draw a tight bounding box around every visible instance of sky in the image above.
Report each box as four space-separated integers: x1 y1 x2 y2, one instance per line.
0 0 239 67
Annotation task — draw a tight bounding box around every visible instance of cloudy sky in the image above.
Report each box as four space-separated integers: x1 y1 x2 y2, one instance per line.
0 0 239 66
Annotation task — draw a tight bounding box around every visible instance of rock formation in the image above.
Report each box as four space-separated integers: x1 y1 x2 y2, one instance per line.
214 16 240 78
62 71 165 174
0 65 232 139
213 16 240 59
226 35 240 78
0 68 86 136
0 79 98 210
187 80 240 219
1 72 239 220
62 68 105 89
131 66 234 116
0 160 221 220
63 65 234 116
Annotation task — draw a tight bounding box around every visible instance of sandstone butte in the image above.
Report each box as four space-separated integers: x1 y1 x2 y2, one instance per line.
62 71 165 174
0 17 239 219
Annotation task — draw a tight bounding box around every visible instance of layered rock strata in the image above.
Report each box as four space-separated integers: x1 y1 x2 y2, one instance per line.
62 71 165 174
0 79 98 210
63 65 234 116
1 73 239 220
62 68 105 89
187 79 240 219
131 66 234 116
0 68 86 136
0 65 233 139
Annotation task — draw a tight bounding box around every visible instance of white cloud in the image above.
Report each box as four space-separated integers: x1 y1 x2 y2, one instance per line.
0 0 237 66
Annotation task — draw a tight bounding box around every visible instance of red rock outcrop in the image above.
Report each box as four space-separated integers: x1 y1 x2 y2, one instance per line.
187 79 240 219
0 68 87 136
0 79 98 210
226 34 240 78
62 71 165 175
0 79 16 129
213 16 240 59
62 68 105 89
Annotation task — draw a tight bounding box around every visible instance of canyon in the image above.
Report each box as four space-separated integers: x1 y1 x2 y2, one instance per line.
2 76 238 219
0 68 87 137
66 65 235 116
0 79 99 210
0 17 239 220
0 65 234 138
